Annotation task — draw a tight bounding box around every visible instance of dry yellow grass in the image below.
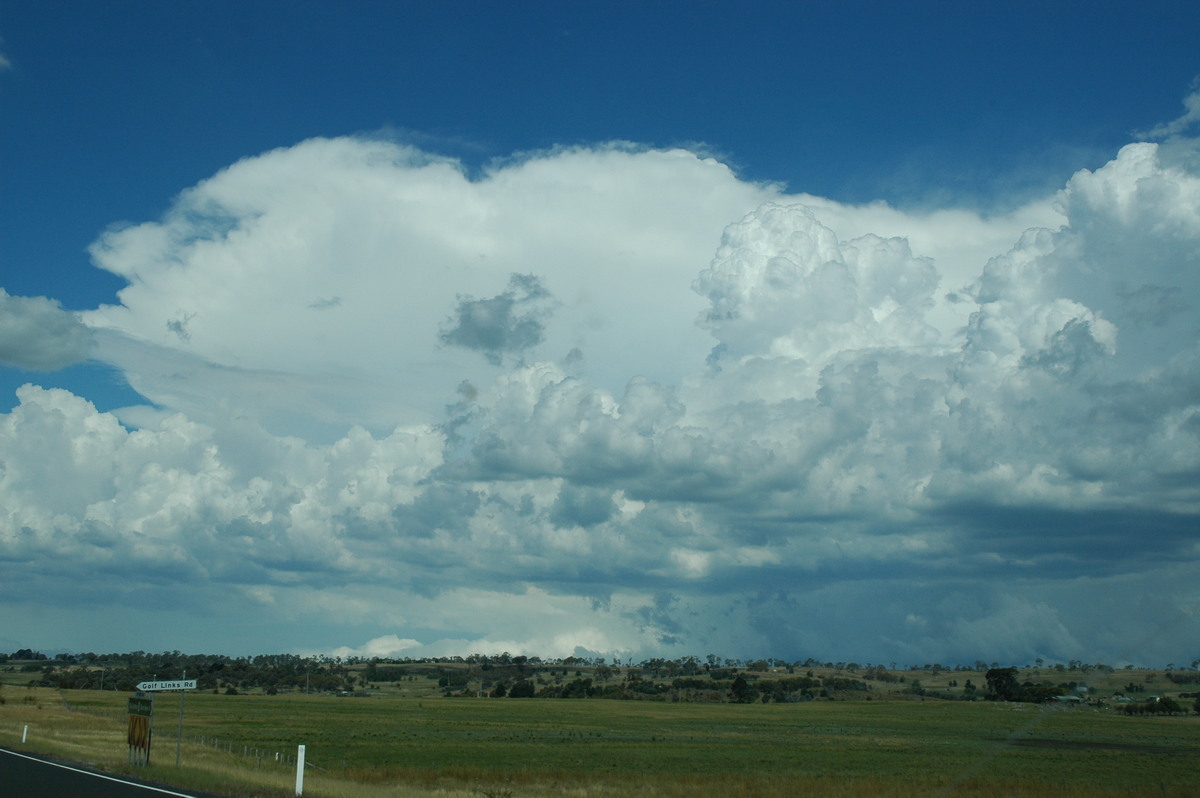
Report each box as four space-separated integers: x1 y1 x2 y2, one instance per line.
0 688 473 798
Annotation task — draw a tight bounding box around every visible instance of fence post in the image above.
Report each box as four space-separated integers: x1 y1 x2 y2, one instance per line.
295 744 306 796
22 725 28 743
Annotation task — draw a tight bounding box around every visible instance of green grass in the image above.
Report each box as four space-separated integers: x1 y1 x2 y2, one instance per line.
5 686 1200 797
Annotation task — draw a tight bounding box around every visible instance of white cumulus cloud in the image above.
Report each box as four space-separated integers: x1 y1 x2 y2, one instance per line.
3 120 1199 665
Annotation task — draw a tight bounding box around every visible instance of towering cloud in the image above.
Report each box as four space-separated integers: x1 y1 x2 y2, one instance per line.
2 117 1198 664
80 140 776 437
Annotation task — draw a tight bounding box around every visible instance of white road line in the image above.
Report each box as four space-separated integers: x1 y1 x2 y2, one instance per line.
0 747 199 797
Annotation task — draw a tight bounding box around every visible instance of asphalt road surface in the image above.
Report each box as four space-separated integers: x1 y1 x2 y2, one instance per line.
0 746 209 797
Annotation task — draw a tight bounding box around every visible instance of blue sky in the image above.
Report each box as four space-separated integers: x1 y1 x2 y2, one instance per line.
1 1 1199 666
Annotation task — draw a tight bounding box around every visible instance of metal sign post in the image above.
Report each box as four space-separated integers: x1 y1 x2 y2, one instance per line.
135 677 197 767
176 671 187 767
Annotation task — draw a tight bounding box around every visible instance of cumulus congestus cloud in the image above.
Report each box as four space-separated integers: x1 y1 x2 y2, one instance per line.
2 115 1199 665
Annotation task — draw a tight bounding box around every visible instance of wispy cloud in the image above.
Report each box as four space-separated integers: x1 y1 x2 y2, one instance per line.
1139 79 1200 139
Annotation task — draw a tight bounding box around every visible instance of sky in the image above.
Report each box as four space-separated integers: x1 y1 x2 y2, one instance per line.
1 1 1199 668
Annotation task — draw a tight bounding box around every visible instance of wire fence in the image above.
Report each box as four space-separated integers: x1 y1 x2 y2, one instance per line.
56 691 321 771
191 734 308 768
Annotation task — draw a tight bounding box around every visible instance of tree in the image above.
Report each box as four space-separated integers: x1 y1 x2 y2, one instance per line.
508 679 536 698
985 667 1022 701
559 678 593 698
729 674 756 703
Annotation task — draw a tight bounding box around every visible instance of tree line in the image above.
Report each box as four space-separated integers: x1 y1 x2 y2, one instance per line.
8 651 356 695
7 649 1200 711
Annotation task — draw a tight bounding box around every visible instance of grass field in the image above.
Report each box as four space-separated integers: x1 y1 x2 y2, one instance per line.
2 681 1199 797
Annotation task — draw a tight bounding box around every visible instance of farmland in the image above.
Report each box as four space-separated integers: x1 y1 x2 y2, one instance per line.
2 662 1199 797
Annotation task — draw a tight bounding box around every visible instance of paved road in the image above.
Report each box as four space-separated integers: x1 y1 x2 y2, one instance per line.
0 746 206 797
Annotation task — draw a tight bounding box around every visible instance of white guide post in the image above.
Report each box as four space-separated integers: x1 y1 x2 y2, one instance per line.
295 744 306 796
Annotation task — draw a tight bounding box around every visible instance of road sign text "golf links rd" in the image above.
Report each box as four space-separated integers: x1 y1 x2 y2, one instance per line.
136 679 196 691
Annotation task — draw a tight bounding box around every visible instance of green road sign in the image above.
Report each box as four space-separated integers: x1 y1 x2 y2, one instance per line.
128 696 154 718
